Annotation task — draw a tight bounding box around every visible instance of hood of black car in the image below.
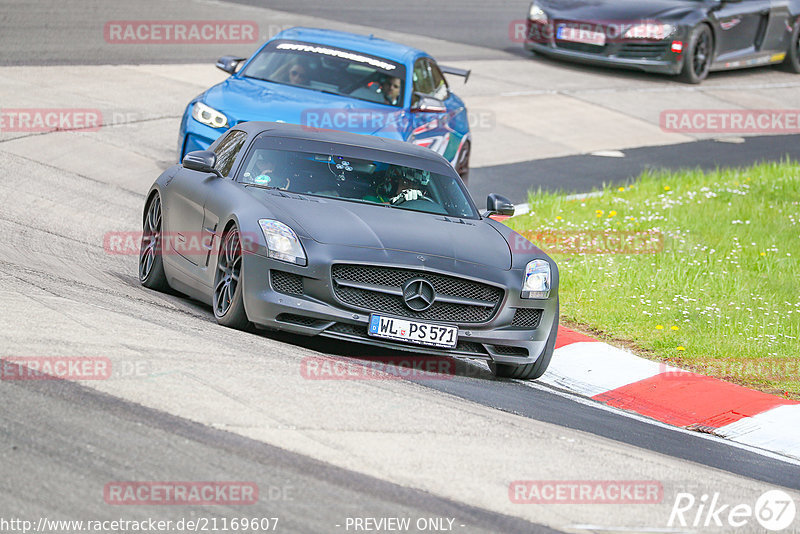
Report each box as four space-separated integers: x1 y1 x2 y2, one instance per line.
247 189 512 270
536 0 693 22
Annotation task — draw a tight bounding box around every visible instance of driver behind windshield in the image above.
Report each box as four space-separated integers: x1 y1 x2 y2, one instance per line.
379 75 402 106
242 151 291 189
364 166 430 204
271 58 310 86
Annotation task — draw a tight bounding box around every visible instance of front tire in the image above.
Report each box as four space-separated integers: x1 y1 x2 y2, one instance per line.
213 226 250 330
783 20 800 73
139 193 170 292
489 304 559 380
679 24 713 84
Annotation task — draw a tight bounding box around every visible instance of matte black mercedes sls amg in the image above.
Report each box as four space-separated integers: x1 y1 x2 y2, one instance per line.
139 122 559 380
524 0 800 83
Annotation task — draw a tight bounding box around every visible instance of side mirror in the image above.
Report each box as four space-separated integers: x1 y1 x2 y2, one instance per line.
485 193 515 217
215 56 247 75
182 150 223 178
410 93 447 113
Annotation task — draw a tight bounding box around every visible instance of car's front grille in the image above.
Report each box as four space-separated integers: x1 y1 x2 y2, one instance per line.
271 270 303 295
331 264 503 324
511 308 543 329
324 322 489 356
617 42 671 60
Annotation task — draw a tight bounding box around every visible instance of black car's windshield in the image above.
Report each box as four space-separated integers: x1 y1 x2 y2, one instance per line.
240 40 406 108
239 147 477 219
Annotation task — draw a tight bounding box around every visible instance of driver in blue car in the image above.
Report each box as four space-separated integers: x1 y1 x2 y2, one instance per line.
379 76 402 106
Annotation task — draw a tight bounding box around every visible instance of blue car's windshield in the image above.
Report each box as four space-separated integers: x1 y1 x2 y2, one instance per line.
240 40 407 108
238 147 477 219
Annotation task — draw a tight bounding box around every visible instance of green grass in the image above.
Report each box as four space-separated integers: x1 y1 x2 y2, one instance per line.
507 161 800 398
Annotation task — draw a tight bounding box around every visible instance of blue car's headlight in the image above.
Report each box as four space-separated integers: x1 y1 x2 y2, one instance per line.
192 102 229 129
259 219 307 266
522 260 551 299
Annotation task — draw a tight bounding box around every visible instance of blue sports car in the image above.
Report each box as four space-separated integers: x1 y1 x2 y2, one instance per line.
178 27 473 182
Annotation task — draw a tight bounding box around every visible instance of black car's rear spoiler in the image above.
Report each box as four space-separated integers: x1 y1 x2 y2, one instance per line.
439 65 471 83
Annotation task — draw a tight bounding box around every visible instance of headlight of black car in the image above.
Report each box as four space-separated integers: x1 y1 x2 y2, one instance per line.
259 219 307 266
522 259 551 299
529 3 548 24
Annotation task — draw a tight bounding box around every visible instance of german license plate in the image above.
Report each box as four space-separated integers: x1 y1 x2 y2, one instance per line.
557 25 606 46
368 314 458 349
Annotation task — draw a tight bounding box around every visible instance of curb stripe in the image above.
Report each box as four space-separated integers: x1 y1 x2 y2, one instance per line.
555 327 599 348
548 326 800 460
592 371 797 428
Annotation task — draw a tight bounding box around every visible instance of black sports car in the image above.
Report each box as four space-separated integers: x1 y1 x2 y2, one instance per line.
524 0 800 83
139 122 559 380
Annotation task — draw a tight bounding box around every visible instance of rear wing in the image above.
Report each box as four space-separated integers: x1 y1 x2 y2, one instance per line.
439 65 471 83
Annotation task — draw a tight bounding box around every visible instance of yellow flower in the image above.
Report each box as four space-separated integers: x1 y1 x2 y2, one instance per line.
618 187 625 192
628 185 634 189
609 210 617 217
556 216 562 220
595 209 604 218
760 252 766 256
664 186 671 191
655 325 664 330
676 346 686 351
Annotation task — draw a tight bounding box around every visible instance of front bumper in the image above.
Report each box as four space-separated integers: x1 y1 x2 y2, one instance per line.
524 21 685 75
241 243 558 366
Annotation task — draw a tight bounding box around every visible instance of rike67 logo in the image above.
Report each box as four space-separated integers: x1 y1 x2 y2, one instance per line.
668 490 797 531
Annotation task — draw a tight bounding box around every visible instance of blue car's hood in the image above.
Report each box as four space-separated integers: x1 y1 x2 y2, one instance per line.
203 77 407 139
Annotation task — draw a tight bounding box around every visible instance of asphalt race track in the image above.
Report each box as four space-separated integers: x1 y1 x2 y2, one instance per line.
1 1 800 533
